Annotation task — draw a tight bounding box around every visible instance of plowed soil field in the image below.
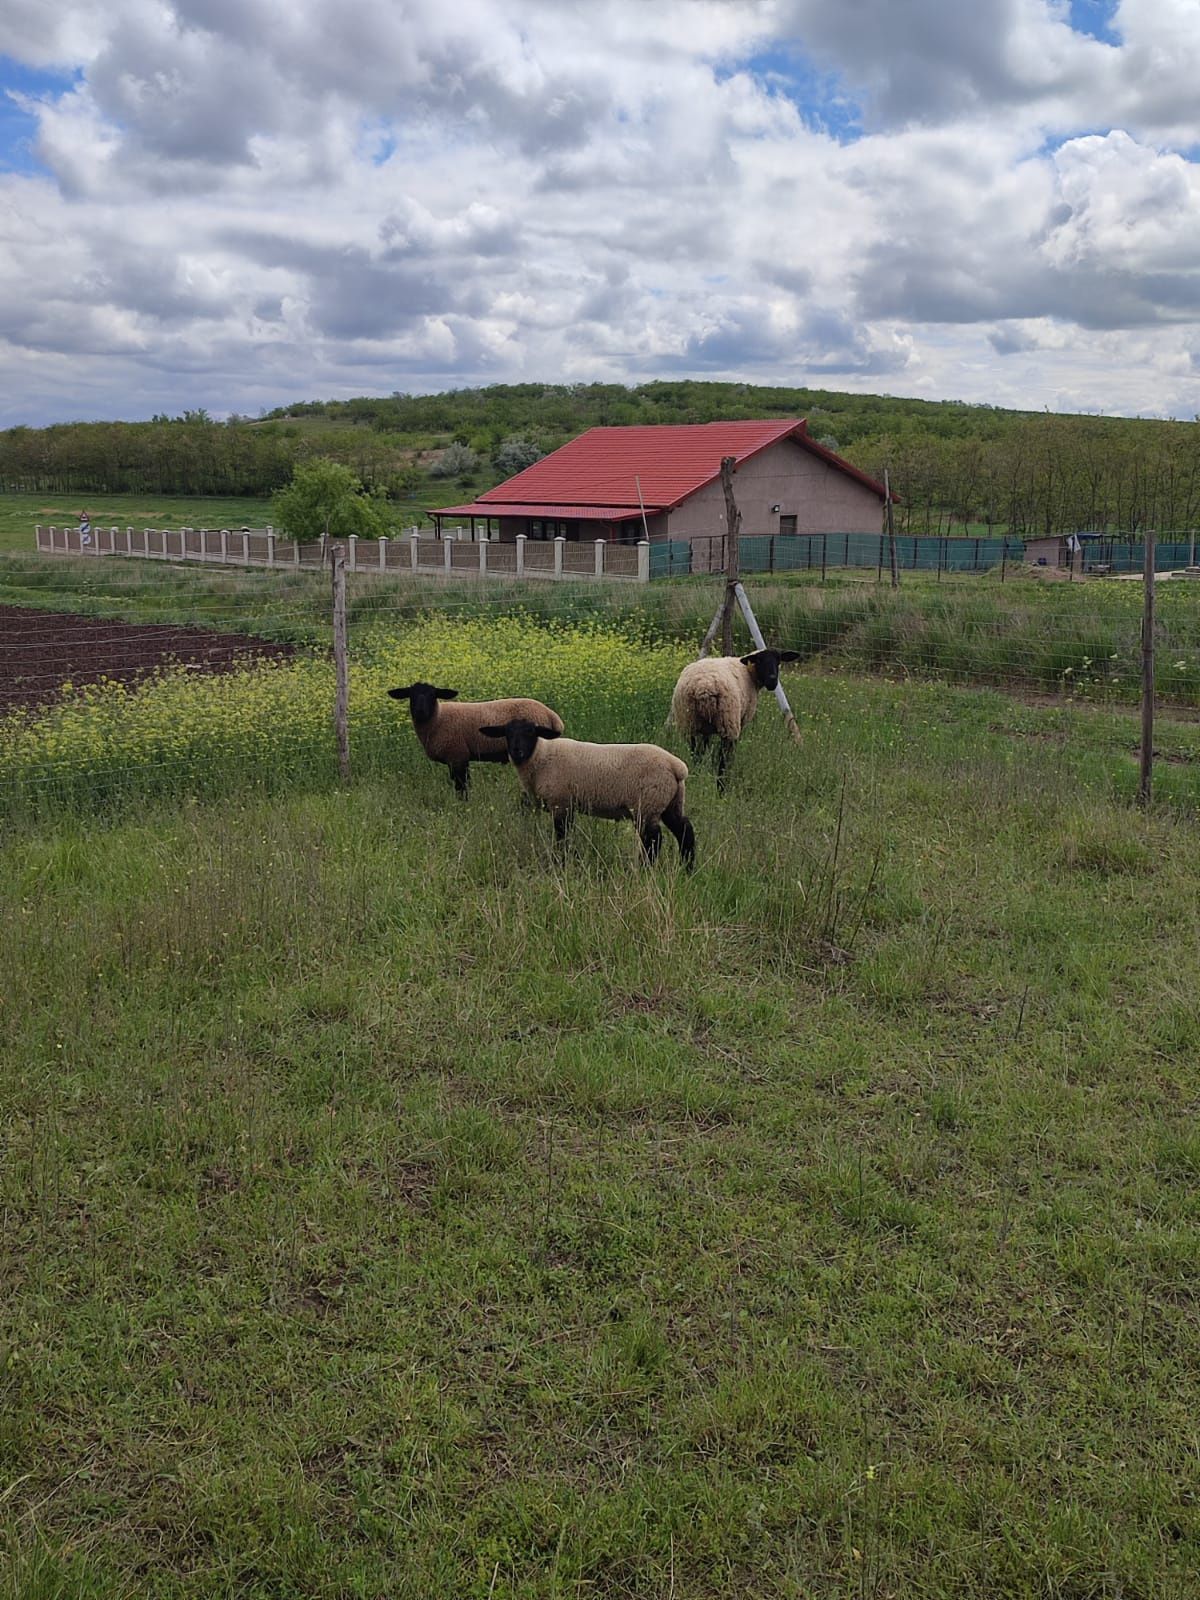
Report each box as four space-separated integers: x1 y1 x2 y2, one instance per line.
0 605 295 713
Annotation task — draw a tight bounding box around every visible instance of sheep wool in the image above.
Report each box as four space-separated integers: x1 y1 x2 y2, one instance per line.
515 736 687 823
413 698 564 767
670 656 759 744
387 682 564 797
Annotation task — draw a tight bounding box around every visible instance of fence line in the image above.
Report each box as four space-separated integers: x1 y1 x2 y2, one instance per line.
34 525 650 584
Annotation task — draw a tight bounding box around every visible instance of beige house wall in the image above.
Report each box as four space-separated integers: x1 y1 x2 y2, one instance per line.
666 438 884 546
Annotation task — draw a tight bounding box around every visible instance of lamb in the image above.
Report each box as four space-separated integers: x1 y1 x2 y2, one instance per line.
387 683 564 797
479 719 696 870
669 648 799 791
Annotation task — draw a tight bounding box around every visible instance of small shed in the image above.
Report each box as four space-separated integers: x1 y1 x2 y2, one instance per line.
1024 532 1104 576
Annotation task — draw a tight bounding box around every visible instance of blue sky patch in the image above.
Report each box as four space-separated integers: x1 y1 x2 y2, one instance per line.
727 45 863 144
1067 0 1120 44
0 57 77 175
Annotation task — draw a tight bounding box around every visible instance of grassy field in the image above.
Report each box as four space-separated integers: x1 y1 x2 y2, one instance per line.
5 545 1200 709
4 580 1200 1594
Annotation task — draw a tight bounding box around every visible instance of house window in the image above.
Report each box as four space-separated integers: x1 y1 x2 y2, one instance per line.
779 514 798 536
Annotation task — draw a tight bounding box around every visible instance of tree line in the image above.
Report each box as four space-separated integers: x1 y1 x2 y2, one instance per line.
3 383 1198 535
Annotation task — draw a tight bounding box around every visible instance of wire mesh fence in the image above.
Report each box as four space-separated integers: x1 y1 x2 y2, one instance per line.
6 538 1200 822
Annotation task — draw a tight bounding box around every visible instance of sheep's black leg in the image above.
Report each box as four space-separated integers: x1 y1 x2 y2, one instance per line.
715 739 734 795
663 806 696 871
689 733 710 763
639 821 662 864
552 810 573 848
449 762 470 799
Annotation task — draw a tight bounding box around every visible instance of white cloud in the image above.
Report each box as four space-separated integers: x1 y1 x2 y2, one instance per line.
1 0 1199 423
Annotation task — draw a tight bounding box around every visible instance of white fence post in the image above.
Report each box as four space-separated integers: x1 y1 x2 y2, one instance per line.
348 534 357 571
516 534 526 577
380 536 388 571
220 529 229 564
637 540 651 583
241 530 250 564
444 537 453 573
125 527 134 557
267 532 276 567
594 539 605 577
553 536 565 578
409 533 419 570
479 537 488 575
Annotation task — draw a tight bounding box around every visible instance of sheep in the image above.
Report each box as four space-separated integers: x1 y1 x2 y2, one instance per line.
387 683 564 798
669 648 799 791
479 718 696 870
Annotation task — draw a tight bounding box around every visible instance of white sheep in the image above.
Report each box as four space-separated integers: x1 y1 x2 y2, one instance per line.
387 682 564 798
670 648 799 791
479 718 696 870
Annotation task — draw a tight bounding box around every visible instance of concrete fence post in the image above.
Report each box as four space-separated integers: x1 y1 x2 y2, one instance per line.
293 536 301 567
348 534 357 571
637 540 651 583
594 539 605 577
220 529 229 564
479 537 489 575
380 536 388 571
516 534 526 577
125 527 134 558
409 533 419 570
241 530 250 564
267 532 276 566
553 536 565 578
444 537 453 574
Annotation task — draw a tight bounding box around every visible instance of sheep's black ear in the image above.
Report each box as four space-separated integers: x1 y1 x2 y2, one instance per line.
478 724 508 739
779 650 800 663
435 687 459 700
739 654 758 666
537 725 561 740
387 686 412 700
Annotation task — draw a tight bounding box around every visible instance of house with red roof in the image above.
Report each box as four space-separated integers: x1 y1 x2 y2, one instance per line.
433 419 888 570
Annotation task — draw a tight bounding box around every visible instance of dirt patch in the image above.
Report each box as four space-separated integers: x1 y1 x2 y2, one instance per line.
0 604 295 714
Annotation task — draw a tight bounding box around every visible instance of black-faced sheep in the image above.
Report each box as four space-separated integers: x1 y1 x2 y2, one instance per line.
479 718 696 870
669 648 799 791
387 683 564 798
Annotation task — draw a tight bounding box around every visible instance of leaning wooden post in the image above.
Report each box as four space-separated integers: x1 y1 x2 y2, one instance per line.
1139 528 1155 808
733 582 802 745
331 543 351 784
720 455 741 654
885 468 900 589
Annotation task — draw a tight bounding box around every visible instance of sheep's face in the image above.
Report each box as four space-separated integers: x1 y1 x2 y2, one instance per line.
478 718 561 766
387 682 459 724
739 649 800 692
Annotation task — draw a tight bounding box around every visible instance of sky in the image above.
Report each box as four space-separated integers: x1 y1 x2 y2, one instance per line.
2 0 1200 426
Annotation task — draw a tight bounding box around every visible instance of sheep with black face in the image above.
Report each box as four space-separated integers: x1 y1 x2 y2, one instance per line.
387 683 564 797
480 719 696 870
669 648 799 791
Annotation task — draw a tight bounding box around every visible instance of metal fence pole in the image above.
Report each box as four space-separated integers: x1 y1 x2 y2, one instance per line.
1140 529 1155 807
331 544 350 784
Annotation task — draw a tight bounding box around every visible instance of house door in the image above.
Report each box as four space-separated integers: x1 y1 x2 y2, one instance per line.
779 514 797 536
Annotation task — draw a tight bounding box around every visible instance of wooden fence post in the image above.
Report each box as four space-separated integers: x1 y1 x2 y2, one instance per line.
720 456 741 651
331 544 350 784
1139 529 1155 808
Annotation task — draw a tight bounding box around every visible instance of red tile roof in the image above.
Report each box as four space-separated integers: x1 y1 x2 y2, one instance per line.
434 420 887 518
436 502 644 522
